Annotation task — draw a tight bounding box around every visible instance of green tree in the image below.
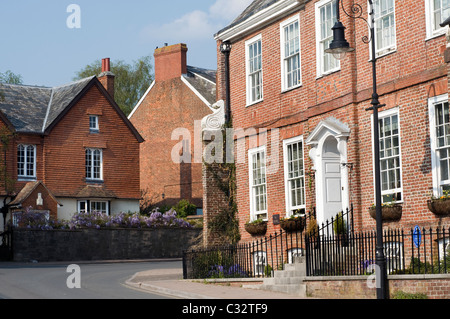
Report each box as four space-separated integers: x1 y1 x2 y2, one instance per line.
0 70 23 85
0 70 23 102
74 56 153 116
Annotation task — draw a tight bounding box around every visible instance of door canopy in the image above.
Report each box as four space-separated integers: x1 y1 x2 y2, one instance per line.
306 117 350 170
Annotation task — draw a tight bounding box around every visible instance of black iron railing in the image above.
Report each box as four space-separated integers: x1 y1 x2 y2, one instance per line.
305 226 450 276
182 206 450 279
183 207 352 279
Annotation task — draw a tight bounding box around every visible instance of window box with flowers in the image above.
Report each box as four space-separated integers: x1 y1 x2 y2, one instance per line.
427 190 450 216
245 219 267 236
369 203 402 222
280 215 306 233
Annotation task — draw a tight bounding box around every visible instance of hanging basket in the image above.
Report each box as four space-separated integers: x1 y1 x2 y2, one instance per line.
427 199 450 216
280 217 305 232
245 221 267 236
369 204 402 221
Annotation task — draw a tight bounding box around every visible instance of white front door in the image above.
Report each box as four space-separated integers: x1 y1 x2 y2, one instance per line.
321 136 342 223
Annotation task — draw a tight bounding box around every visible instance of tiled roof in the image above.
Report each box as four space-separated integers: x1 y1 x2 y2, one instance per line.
183 66 217 105
215 0 280 37
76 185 117 199
0 77 95 134
9 181 62 207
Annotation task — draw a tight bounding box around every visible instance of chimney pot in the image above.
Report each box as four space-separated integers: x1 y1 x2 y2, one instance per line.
102 58 111 73
98 58 115 98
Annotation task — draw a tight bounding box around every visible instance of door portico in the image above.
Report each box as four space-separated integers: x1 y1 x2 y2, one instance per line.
306 118 351 225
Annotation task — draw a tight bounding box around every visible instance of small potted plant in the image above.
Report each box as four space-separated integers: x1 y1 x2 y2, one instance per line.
427 190 450 216
333 211 348 246
306 216 320 249
280 212 306 233
245 219 267 236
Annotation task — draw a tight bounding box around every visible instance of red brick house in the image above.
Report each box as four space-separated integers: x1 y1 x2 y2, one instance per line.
129 44 215 211
0 59 143 228
212 0 450 242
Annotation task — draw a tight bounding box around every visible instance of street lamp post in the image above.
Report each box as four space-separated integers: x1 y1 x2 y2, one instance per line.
220 41 232 125
325 0 388 299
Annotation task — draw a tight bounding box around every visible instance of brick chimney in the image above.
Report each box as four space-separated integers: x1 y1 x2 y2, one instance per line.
98 58 115 98
154 43 188 82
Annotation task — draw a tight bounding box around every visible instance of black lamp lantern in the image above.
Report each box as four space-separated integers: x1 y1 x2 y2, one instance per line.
325 20 355 60
220 41 232 54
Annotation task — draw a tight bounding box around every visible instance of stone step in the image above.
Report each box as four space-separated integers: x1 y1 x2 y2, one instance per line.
273 269 305 278
264 276 305 285
256 283 307 297
245 257 308 297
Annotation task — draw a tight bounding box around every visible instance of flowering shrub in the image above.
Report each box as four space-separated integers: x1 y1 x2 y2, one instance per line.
208 264 248 278
431 189 450 201
12 208 71 230
71 208 192 229
13 207 193 230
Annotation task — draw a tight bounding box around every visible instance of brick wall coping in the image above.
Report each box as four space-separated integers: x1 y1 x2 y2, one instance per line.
303 274 450 281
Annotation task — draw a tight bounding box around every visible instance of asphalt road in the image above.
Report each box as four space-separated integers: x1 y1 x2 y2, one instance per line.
0 260 181 299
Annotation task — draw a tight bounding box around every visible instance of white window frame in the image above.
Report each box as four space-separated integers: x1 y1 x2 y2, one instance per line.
90 200 108 214
371 107 403 204
78 200 88 213
17 144 36 180
245 34 263 106
85 148 103 181
315 0 340 77
78 200 109 215
373 0 397 58
89 115 99 133
280 14 302 92
249 146 268 221
283 136 306 217
426 0 450 39
429 94 450 197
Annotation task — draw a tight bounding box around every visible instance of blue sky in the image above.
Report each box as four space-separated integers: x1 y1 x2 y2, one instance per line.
0 0 253 87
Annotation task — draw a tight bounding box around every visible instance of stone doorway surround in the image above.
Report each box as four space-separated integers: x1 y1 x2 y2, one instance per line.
306 117 351 225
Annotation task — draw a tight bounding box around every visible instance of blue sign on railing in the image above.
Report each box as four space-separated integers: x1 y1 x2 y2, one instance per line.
413 226 422 248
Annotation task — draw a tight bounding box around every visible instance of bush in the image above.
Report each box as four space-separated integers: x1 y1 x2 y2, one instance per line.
392 290 428 299
172 199 197 218
12 208 70 230
13 207 193 230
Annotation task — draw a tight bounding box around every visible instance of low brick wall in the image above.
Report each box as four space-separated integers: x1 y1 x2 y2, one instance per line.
304 274 450 299
12 228 202 262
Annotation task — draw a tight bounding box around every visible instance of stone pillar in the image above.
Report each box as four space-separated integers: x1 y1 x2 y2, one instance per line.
201 101 229 248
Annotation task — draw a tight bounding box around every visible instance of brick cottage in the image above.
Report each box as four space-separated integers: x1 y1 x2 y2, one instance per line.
129 43 216 211
0 58 143 229
211 0 450 243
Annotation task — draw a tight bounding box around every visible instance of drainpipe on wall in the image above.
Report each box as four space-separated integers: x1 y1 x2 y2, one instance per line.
220 41 232 124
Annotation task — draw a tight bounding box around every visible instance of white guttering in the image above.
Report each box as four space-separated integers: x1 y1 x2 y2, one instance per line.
180 76 215 111
128 81 155 119
215 0 304 42
42 88 55 133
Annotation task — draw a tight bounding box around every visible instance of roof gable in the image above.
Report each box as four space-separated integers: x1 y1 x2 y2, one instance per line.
43 77 95 132
128 65 217 119
0 77 94 134
0 77 144 143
